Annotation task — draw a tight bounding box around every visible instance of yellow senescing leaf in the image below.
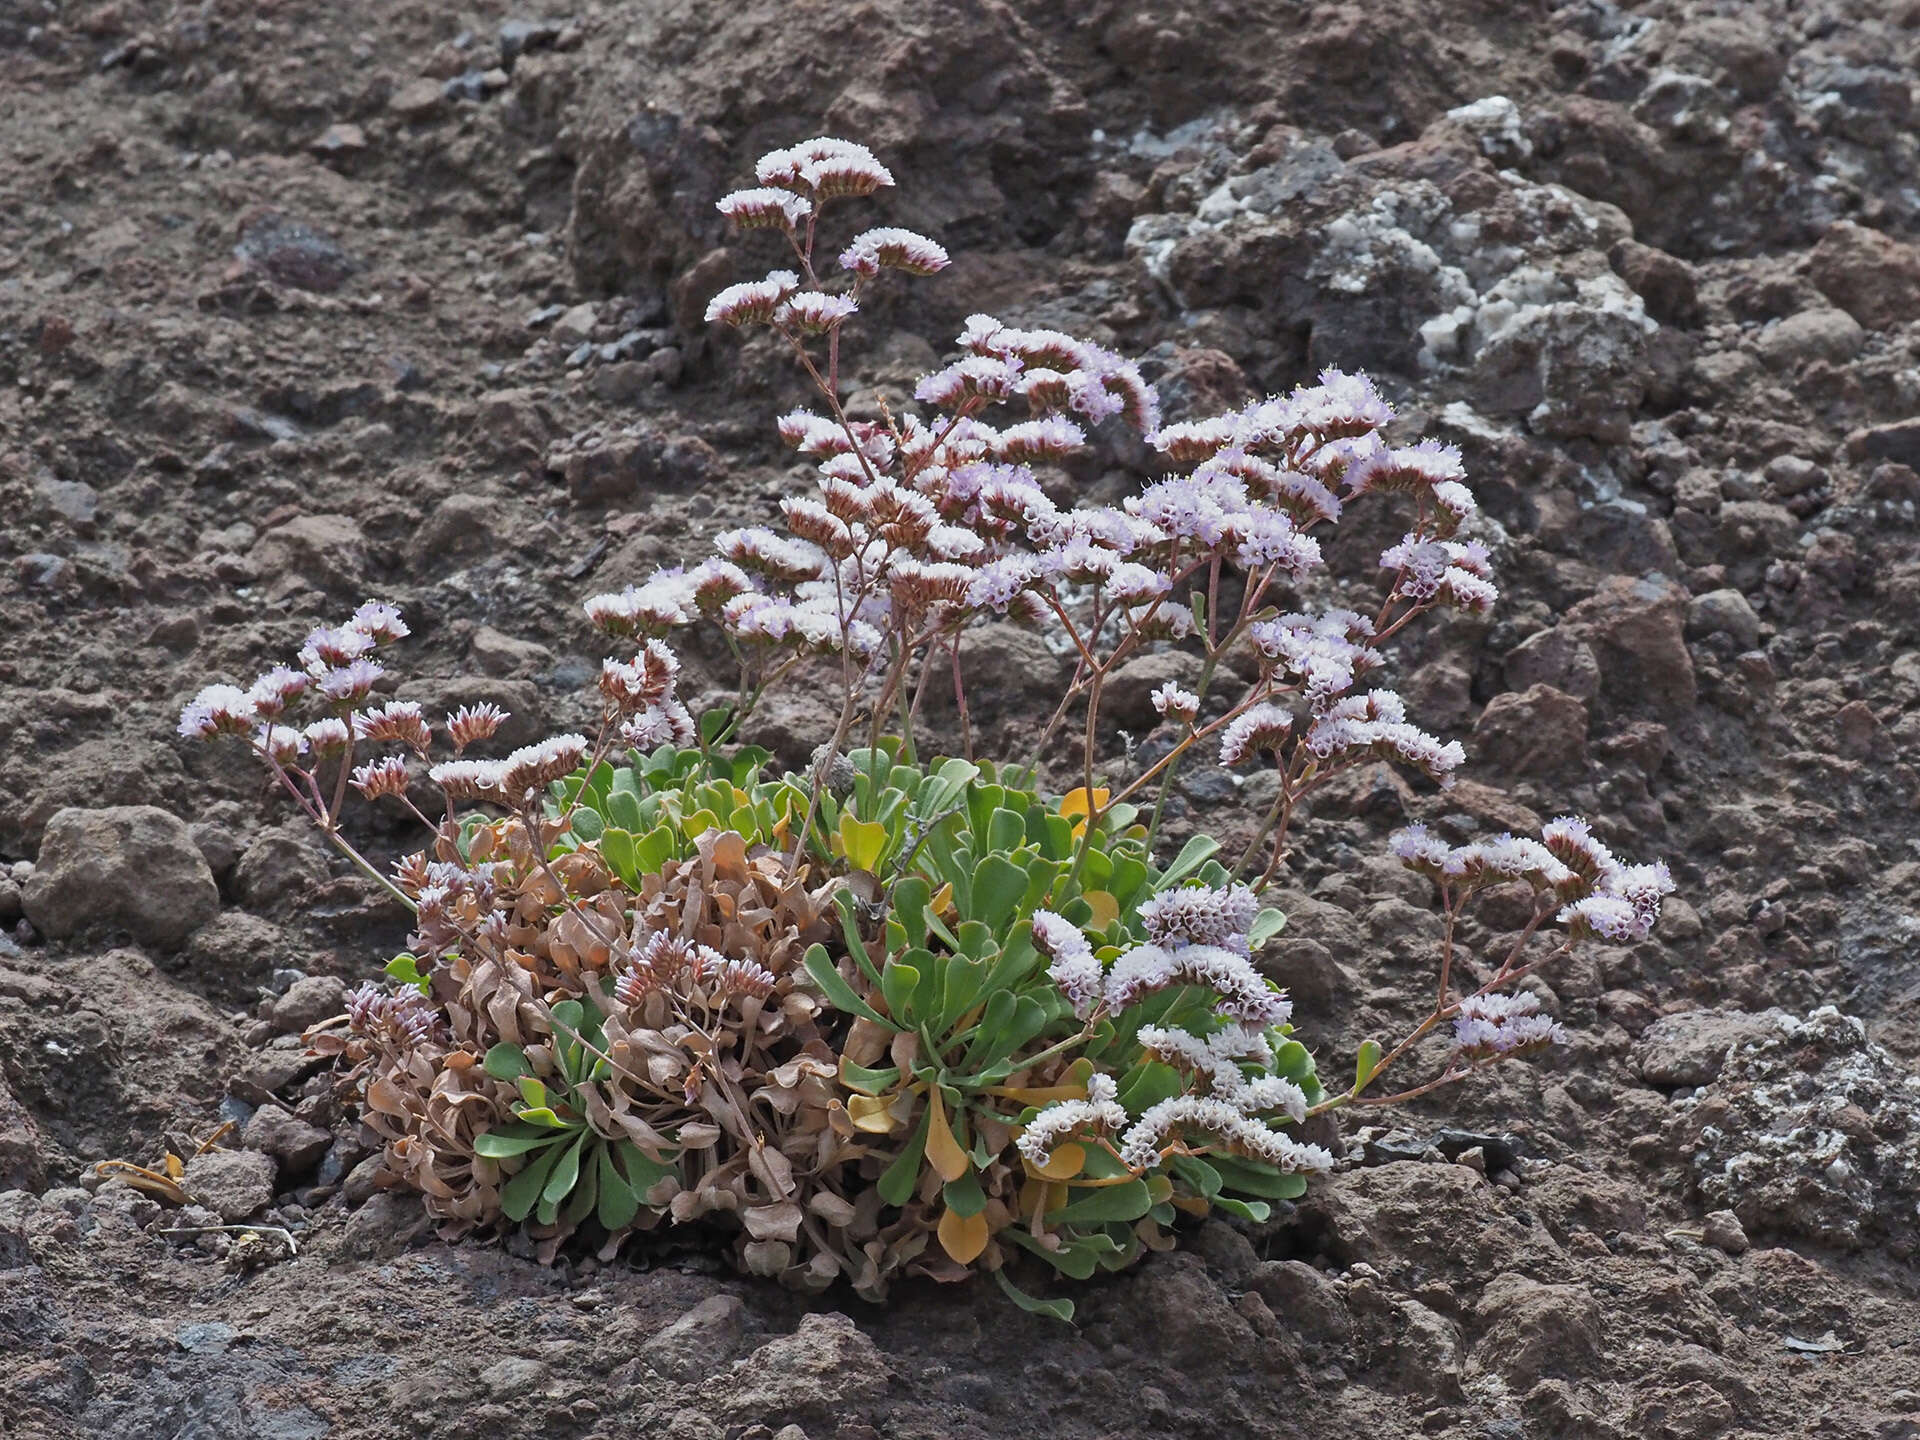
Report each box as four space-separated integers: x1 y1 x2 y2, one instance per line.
987 1083 1088 1106
1058 787 1108 821
163 1153 184 1180
1146 1174 1174 1204
836 814 888 872
1079 890 1119 930
938 1206 990 1265
1171 1193 1210 1217
1021 1142 1085 1181
924 1088 969 1183
847 1094 898 1133
929 882 955 919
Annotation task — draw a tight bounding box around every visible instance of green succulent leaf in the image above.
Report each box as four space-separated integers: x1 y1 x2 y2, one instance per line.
1248 907 1287 947
1214 1196 1272 1222
803 944 897 1030
877 1106 932 1207
1048 1178 1153 1226
1354 1038 1384 1096
840 1060 902 1096
484 1047 532 1085
542 1132 588 1208
1209 1156 1311 1200
384 953 431 996
942 1169 987 1219
501 1143 565 1222
1155 834 1220 888
473 1124 561 1159
994 1268 1075 1324
596 1146 641 1231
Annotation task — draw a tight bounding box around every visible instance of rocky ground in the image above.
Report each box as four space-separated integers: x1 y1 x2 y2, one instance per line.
5 0 1920 1435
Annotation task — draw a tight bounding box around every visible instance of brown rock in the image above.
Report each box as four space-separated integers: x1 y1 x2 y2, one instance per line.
268 975 348 1033
1503 627 1600 702
412 493 503 561
0 1075 44 1193
249 514 366 595
1702 1209 1750 1254
1846 420 1920 472
390 78 447 121
22 806 220 948
1756 308 1863 369
1472 684 1589 779
183 1148 277 1222
1609 240 1699 326
1564 574 1697 720
1470 1275 1603 1389
1631 1009 1777 1087
1808 221 1920 330
242 1104 332 1176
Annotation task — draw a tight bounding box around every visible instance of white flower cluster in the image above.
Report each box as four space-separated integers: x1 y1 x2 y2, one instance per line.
1451 991 1566 1058
1389 817 1676 944
1019 888 1329 1177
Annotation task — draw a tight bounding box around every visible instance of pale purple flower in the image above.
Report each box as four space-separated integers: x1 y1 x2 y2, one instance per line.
838 226 950 277
351 755 411 800
1105 941 1291 1027
1542 816 1619 890
1232 510 1321 574
1344 439 1467 497
1138 884 1259 952
347 600 409 644
1287 368 1395 438
1558 893 1646 943
620 698 696 750
1445 834 1574 889
777 409 849 455
755 137 893 197
1016 1073 1130 1166
1118 1096 1333 1173
1605 860 1676 931
353 699 432 751
257 724 307 765
318 659 383 705
915 354 1023 408
1152 682 1200 726
178 684 257 739
996 416 1086 463
1452 991 1566 1057
1151 414 1241 464
716 186 812 230
704 270 802 327
1388 822 1453 877
247 667 308 719
714 527 828 584
775 290 858 333
1105 562 1169 605
346 981 443 1048
499 734 589 798
1218 703 1293 767
303 717 350 756
428 758 507 801
1032 910 1104 1017
446 703 508 752
299 625 376 671
964 554 1041 612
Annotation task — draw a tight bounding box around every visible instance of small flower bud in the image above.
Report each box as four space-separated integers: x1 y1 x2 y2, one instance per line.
351 756 411 800
445 702 508 753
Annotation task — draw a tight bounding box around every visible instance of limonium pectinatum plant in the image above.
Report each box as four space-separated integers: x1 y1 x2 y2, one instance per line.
178 136 1673 1318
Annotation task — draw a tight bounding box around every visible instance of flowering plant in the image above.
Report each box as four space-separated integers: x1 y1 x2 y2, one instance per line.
176 137 1671 1316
